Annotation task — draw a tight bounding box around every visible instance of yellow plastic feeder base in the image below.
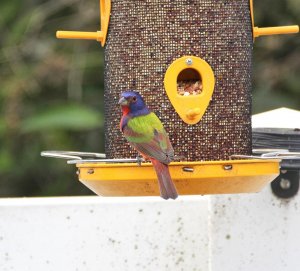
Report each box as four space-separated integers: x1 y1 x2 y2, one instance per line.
76 159 280 197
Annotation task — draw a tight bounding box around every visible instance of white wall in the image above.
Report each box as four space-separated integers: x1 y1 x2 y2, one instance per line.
0 187 299 271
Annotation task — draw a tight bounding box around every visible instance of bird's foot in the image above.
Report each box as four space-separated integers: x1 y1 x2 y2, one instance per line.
136 155 143 166
173 155 186 161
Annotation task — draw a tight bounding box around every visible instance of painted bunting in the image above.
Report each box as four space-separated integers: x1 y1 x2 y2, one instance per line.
119 91 178 200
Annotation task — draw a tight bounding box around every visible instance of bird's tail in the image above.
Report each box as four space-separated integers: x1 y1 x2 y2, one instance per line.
151 159 178 200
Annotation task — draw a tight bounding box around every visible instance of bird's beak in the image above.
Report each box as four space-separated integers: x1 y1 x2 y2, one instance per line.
118 97 128 106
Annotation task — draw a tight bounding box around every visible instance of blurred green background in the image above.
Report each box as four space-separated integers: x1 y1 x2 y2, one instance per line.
0 0 299 197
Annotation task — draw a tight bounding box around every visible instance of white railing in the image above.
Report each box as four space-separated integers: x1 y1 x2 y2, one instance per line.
0 187 299 271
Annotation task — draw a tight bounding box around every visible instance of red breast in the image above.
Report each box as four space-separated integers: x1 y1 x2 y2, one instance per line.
120 106 130 131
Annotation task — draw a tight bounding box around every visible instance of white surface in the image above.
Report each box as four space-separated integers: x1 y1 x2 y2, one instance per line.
210 190 300 271
0 190 299 271
0 196 209 271
252 107 300 129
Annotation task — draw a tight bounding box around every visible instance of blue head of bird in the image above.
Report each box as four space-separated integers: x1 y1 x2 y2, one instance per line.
118 91 148 114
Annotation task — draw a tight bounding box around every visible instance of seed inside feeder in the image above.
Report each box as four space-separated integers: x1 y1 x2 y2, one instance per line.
177 80 203 96
177 68 202 96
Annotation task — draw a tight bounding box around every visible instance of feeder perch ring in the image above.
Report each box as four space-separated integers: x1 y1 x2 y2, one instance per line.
164 56 215 125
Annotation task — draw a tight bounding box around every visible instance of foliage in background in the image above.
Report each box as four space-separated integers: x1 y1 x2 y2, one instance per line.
0 0 104 196
0 0 299 197
253 0 300 112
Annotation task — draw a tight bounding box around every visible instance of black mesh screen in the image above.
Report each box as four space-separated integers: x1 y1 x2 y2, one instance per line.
104 0 253 161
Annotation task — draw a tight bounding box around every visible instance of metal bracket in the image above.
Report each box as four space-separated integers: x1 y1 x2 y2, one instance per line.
232 150 300 198
231 150 300 160
271 169 299 199
41 150 106 160
41 150 185 165
41 150 145 165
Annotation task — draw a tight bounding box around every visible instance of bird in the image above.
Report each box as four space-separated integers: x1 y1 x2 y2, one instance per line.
118 90 178 200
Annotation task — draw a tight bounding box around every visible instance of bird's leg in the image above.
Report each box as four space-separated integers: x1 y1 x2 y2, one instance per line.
136 153 148 166
173 155 186 161
136 154 143 166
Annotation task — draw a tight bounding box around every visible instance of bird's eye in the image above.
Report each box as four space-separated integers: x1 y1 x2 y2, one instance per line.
132 96 137 102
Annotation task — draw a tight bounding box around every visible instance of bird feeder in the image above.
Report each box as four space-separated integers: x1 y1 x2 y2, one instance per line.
50 0 299 197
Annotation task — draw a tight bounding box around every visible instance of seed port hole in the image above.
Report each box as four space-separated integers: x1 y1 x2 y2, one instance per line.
177 68 203 96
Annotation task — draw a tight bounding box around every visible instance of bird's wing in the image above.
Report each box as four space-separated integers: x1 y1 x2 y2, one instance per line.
123 112 174 164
